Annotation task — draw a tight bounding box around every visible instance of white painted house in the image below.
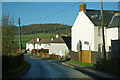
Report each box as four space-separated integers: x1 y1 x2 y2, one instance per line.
26 33 71 57
72 3 119 52
49 36 71 57
26 37 51 52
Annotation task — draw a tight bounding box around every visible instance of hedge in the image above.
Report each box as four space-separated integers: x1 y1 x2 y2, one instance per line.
2 53 24 72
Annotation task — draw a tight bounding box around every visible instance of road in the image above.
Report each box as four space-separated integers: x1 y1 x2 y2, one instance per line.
18 55 94 79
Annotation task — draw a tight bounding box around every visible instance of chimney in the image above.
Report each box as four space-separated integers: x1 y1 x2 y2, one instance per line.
37 37 40 42
79 3 86 12
65 33 68 37
114 12 120 16
56 33 59 38
51 37 54 41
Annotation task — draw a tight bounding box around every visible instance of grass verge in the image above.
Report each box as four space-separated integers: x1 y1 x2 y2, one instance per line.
68 61 95 68
2 61 29 79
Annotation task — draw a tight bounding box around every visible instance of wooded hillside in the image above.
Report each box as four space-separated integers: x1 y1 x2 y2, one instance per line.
14 24 71 35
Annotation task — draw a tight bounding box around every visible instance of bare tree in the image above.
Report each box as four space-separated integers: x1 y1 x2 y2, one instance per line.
2 14 17 55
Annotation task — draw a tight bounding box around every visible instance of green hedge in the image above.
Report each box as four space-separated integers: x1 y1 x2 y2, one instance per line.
2 53 24 72
95 57 120 76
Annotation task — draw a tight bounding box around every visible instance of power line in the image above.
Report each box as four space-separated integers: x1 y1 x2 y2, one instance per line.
21 2 80 25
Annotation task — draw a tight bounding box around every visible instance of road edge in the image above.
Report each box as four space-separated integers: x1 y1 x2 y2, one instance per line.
14 61 30 79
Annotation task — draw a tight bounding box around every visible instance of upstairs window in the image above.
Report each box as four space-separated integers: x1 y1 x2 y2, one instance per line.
98 44 102 52
98 27 102 36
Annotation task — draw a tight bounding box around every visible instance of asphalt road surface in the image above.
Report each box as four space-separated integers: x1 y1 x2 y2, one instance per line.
19 55 93 79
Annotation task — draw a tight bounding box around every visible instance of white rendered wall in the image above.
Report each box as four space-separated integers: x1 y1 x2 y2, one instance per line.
49 43 69 57
71 11 94 52
26 43 29 50
26 43 34 52
106 27 118 52
26 43 50 52
94 26 104 51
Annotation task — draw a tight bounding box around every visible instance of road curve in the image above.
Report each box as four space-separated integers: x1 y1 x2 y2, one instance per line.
18 55 93 79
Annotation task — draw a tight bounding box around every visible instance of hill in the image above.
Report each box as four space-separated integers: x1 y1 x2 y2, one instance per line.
14 23 71 35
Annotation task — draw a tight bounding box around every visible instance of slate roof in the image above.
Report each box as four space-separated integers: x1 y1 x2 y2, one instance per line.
85 9 120 27
27 36 71 49
28 38 51 44
50 36 71 49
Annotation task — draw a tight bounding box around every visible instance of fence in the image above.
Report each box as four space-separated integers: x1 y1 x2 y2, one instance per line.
81 50 91 63
70 50 111 64
70 50 91 63
37 53 61 60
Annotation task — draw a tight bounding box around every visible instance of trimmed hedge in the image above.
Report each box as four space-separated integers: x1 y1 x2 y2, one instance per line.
95 57 120 76
2 53 24 72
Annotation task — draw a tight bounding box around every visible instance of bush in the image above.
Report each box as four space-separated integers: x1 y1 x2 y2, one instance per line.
2 53 24 72
95 57 120 76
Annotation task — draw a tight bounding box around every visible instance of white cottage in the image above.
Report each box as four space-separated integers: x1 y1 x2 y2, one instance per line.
26 33 71 57
72 3 119 52
49 36 71 57
26 37 51 52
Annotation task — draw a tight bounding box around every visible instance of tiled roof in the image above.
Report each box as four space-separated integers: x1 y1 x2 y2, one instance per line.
61 36 71 49
50 36 71 49
28 38 51 44
85 9 120 27
28 36 71 49
49 36 64 43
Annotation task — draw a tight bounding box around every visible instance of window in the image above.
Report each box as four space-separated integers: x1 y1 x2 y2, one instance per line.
77 40 82 51
98 27 102 36
98 44 102 52
108 46 111 52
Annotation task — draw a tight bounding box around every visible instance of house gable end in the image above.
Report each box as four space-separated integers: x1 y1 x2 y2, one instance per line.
72 11 94 30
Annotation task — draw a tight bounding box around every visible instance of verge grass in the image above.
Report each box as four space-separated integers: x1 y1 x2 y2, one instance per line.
68 61 95 68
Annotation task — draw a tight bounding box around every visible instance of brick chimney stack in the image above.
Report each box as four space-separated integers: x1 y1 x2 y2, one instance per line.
79 3 86 12
37 37 40 42
56 33 59 38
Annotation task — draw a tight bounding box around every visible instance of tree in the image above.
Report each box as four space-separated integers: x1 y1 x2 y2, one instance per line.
2 14 17 55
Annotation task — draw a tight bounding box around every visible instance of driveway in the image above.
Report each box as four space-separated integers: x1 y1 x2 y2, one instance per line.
18 55 93 79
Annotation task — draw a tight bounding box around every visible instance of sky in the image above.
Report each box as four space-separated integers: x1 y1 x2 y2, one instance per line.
2 2 119 26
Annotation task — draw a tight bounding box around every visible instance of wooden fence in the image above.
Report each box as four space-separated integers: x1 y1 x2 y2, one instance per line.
70 50 111 64
81 50 91 63
70 50 91 63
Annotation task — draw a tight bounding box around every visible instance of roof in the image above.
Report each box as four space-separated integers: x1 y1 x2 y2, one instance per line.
50 36 71 49
28 38 51 44
85 9 120 27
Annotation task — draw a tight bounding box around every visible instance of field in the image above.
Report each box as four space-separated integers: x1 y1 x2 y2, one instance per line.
15 33 70 48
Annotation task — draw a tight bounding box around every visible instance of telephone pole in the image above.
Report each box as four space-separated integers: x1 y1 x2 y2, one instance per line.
101 0 106 61
33 33 35 55
18 18 21 53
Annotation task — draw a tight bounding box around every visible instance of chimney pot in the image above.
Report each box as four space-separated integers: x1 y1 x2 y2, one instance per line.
37 37 40 42
56 33 59 38
79 3 86 12
65 33 68 37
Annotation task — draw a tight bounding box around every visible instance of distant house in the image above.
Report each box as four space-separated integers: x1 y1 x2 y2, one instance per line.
49 35 71 57
71 3 120 52
26 37 51 52
26 33 71 57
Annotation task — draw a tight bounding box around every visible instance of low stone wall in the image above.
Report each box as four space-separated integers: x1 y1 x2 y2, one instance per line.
37 53 61 60
70 51 80 62
50 54 61 60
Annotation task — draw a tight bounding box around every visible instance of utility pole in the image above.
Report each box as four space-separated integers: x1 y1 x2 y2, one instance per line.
33 33 35 55
101 0 106 61
18 18 21 53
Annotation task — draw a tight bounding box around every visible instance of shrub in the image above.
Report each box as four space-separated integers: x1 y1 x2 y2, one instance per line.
95 57 120 76
2 53 24 72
